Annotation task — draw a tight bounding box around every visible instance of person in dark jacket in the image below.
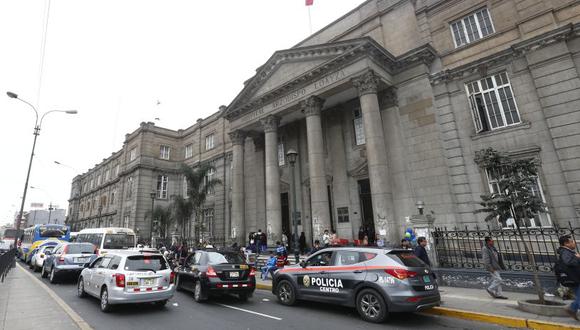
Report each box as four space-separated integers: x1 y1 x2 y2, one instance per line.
414 237 431 266
559 235 580 320
299 232 306 255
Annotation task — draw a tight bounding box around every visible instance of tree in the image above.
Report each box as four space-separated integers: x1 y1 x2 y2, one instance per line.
474 148 549 304
180 163 221 244
152 205 172 239
170 195 193 239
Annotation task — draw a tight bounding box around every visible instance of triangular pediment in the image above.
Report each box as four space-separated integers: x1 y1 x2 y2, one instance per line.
225 37 397 120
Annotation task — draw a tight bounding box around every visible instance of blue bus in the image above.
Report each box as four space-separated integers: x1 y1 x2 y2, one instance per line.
19 224 70 263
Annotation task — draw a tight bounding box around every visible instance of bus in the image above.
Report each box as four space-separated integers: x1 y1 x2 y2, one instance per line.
76 227 136 255
19 224 70 262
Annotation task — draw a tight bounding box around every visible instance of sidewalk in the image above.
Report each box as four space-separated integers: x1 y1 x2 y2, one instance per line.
255 278 580 329
0 263 89 330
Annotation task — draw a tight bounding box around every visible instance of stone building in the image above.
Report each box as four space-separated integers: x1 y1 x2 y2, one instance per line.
69 0 580 246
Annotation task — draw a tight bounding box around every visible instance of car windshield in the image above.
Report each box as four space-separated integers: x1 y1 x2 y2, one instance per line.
65 243 94 254
43 246 55 252
124 255 168 272
103 234 135 249
207 252 245 265
39 226 67 238
387 251 426 267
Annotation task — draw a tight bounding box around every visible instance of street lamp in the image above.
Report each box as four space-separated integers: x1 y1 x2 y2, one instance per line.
416 200 425 215
286 148 300 264
149 191 156 246
7 91 77 247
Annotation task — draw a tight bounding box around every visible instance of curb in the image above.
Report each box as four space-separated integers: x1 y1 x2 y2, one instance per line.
255 282 580 329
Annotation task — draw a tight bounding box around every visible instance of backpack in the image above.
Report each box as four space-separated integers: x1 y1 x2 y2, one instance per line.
555 256 578 288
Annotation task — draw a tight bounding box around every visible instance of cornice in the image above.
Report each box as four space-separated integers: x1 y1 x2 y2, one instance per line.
430 23 578 85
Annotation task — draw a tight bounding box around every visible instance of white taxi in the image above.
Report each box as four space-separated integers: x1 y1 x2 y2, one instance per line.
77 250 175 312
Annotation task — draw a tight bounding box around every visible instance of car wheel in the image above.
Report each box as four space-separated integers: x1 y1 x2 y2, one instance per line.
77 278 87 298
193 281 206 302
356 289 388 323
41 266 48 278
175 274 183 292
154 300 168 308
100 288 112 313
276 280 296 306
49 267 58 284
28 261 34 269
33 264 41 272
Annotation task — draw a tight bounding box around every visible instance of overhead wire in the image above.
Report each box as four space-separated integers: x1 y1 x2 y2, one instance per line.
36 0 52 107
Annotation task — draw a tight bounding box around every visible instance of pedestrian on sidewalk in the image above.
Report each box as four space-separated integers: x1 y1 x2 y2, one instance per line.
482 237 507 299
299 232 306 254
414 237 431 266
558 235 580 320
310 240 322 255
322 230 330 247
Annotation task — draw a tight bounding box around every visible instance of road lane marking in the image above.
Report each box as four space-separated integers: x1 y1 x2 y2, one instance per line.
215 303 282 320
17 263 93 330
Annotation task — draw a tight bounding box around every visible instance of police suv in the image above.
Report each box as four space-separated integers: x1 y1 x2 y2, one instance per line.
272 247 440 323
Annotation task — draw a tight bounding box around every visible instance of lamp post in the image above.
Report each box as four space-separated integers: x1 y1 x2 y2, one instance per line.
149 192 156 246
7 91 77 247
286 148 300 264
48 203 54 224
416 200 425 215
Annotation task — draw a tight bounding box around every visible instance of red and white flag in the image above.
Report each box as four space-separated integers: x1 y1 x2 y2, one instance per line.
305 0 314 6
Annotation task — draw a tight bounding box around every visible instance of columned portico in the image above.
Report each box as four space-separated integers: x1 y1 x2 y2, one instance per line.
352 71 395 242
229 130 246 245
301 96 331 235
261 115 282 243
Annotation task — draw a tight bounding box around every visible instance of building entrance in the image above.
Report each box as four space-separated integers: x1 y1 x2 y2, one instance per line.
358 179 375 244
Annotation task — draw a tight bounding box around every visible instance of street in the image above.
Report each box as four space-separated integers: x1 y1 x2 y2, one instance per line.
17 261 516 330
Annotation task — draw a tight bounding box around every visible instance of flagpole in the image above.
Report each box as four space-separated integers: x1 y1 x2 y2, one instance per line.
308 6 312 35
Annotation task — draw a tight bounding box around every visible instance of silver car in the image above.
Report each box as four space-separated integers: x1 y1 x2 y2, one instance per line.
77 250 176 312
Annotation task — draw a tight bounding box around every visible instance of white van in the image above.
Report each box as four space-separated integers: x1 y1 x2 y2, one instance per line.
76 228 136 256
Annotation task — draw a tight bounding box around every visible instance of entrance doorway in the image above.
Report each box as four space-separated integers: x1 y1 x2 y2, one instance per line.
281 192 290 241
358 179 375 244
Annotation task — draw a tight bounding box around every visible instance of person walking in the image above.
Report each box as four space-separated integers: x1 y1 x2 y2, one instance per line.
322 230 331 247
482 237 507 299
558 235 580 320
414 237 431 266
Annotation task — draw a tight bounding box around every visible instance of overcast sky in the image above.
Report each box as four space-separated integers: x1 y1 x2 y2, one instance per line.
0 0 367 227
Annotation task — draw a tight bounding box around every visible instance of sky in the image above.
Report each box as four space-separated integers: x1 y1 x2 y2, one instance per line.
0 0 368 227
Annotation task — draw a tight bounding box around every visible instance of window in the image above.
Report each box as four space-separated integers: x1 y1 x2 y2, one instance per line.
205 134 215 150
104 169 110 182
97 174 102 186
353 108 365 146
157 175 168 199
90 179 94 189
307 251 333 267
204 168 215 195
129 147 137 161
450 8 494 48
202 208 214 240
110 189 116 205
125 255 168 271
278 140 285 166
123 214 130 228
466 72 521 133
334 250 361 266
185 144 193 158
160 145 171 160
337 207 349 223
485 167 551 228
115 164 120 177
126 177 133 199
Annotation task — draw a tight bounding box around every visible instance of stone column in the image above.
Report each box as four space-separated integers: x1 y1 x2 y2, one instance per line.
301 96 332 235
261 115 282 244
253 134 267 235
352 71 395 243
229 130 246 245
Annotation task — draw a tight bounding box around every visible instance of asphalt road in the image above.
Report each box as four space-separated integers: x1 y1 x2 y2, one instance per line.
20 262 516 330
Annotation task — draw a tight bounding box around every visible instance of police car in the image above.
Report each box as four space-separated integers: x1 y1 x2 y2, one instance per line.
271 247 440 323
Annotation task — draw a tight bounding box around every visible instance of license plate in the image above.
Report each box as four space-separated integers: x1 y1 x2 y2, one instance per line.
423 275 431 283
142 278 155 286
425 284 435 290
75 257 88 263
229 272 239 278
127 281 138 287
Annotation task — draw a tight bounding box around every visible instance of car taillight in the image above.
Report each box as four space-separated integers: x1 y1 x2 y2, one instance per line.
206 266 217 278
385 268 417 280
249 267 256 277
114 273 125 287
58 256 65 264
170 272 175 284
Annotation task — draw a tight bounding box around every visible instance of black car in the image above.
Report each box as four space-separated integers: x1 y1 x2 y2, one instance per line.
272 247 440 323
175 249 256 302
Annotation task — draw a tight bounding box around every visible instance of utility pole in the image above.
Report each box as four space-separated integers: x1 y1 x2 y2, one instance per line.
48 203 54 224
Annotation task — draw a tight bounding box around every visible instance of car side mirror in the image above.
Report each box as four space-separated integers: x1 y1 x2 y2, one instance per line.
300 261 307 268
83 262 90 268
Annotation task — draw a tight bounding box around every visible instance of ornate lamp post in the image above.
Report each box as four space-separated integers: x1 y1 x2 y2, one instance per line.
149 191 156 245
7 91 77 247
286 148 300 264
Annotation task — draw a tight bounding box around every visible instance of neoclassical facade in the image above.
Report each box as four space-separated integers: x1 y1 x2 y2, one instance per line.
69 0 580 246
